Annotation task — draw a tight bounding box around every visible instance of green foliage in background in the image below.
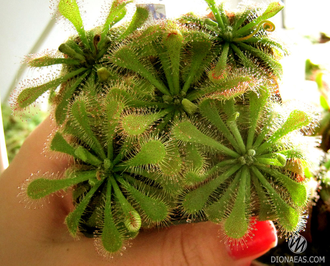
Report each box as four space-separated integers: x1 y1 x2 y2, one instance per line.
1 104 46 162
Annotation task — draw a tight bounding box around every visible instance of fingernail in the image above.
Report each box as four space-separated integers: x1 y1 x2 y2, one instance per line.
227 220 278 261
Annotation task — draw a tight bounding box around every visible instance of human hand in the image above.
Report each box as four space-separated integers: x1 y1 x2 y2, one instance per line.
0 116 277 266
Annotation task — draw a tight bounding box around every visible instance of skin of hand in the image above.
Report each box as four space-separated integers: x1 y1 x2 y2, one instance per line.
0 116 277 266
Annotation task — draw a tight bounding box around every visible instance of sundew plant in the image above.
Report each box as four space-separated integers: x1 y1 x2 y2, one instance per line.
15 0 317 255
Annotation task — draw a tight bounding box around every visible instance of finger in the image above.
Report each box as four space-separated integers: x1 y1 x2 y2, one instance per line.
118 220 277 266
52 220 277 266
0 116 73 245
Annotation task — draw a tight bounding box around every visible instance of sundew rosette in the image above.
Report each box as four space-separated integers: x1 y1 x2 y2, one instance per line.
172 87 316 240
25 91 184 254
15 0 149 125
107 18 263 133
178 0 287 82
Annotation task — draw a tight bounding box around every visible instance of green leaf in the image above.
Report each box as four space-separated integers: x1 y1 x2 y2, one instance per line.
204 0 225 30
98 0 132 49
187 75 254 101
205 170 241 222
102 179 123 253
70 99 106 159
246 88 270 149
245 36 288 56
232 7 251 31
58 43 86 62
113 47 170 95
224 167 249 239
181 99 198 115
235 2 284 36
97 67 112 82
111 177 141 232
111 7 127 27
119 6 149 40
58 0 89 49
278 204 300 232
65 39 85 56
28 56 80 67
255 157 285 167
251 174 275 220
55 70 91 124
104 93 126 159
237 42 283 77
184 144 204 170
66 180 103 236
74 146 102 166
218 2 229 26
209 42 230 82
182 37 212 93
258 165 307 207
253 106 281 148
257 110 311 154
172 121 240 158
119 177 168 223
184 171 204 186
17 68 87 109
124 140 166 166
27 170 96 199
226 112 246 154
204 18 218 28
129 24 162 57
199 99 240 152
121 111 168 136
159 145 182 176
251 166 300 232
261 2 284 21
50 132 75 157
230 43 257 70
182 165 241 214
163 28 183 95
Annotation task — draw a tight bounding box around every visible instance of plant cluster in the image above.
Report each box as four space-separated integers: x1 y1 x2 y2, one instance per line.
15 0 317 255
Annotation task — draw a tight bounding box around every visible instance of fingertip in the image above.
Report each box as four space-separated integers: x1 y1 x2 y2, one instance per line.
226 220 277 263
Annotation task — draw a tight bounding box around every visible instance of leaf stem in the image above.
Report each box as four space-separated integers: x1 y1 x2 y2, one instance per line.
226 112 246 154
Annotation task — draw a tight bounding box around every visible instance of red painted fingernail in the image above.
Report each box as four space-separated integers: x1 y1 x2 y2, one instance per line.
227 220 278 261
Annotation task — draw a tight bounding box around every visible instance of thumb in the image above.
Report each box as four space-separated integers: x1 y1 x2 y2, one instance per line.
109 220 277 266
